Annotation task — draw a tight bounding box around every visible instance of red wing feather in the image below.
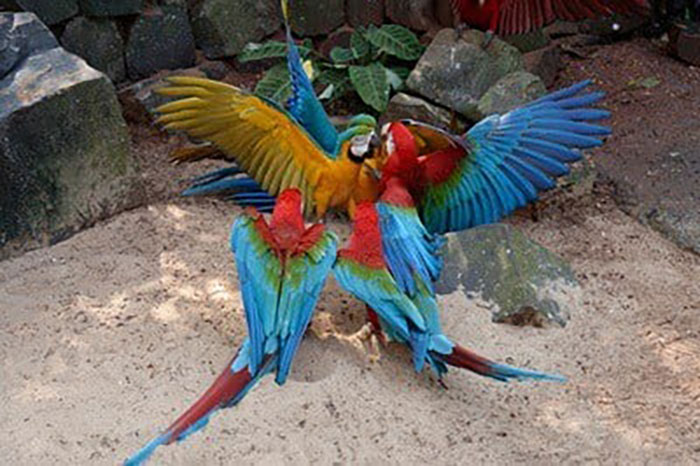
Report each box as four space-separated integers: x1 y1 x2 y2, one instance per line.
498 0 648 35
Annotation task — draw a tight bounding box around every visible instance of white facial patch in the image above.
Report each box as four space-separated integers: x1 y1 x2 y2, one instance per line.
385 132 396 156
380 122 391 138
351 133 371 157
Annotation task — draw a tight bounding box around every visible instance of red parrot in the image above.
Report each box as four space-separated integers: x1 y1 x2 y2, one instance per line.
124 189 337 465
449 0 650 37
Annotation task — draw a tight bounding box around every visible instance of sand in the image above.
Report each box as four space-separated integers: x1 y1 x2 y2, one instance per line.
1 186 698 465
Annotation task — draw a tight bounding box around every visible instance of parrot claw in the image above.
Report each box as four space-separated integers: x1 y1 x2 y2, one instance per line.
481 30 495 49
347 322 384 363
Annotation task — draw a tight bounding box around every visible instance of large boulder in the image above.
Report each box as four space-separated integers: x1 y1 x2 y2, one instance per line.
61 16 125 82
436 224 580 327
347 0 384 27
384 0 438 32
1 0 78 25
289 0 343 36
125 4 195 80
381 92 455 130
477 71 546 117
0 13 140 259
192 0 281 59
77 0 143 16
406 29 524 121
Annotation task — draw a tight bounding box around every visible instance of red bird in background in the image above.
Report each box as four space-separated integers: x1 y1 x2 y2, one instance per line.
449 0 650 37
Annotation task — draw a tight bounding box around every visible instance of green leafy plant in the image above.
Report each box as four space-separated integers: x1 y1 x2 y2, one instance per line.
238 24 424 113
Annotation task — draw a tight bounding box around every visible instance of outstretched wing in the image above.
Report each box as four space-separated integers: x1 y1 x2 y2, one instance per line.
283 0 338 154
498 0 649 35
157 77 332 216
231 212 337 382
415 80 611 234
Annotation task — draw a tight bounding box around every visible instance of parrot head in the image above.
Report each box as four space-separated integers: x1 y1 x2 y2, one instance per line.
343 114 380 163
378 122 420 187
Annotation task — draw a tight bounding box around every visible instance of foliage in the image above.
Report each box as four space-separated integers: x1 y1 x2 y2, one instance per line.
239 25 424 113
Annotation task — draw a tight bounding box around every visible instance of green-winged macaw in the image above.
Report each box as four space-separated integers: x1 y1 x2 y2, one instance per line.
124 189 337 465
333 79 611 380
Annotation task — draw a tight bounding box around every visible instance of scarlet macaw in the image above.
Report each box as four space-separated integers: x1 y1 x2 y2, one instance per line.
157 0 381 218
333 79 610 377
449 0 649 39
380 80 611 234
124 189 337 465
333 180 565 381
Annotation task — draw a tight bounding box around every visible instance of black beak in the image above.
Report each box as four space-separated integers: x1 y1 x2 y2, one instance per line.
369 133 381 154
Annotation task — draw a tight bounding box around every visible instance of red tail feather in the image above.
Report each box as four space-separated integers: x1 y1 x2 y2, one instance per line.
441 344 497 377
164 355 252 444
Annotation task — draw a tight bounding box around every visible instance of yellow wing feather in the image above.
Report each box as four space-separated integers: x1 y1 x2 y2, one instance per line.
156 76 333 216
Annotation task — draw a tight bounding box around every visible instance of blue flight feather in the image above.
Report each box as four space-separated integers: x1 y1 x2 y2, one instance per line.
420 80 611 234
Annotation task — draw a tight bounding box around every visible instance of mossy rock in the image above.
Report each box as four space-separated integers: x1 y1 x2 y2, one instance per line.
0 13 141 259
436 224 580 327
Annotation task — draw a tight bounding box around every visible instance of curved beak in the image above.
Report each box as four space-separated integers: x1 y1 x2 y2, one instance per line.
369 132 381 154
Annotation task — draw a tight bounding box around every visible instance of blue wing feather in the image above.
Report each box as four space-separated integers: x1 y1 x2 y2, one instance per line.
284 17 338 155
420 80 611 234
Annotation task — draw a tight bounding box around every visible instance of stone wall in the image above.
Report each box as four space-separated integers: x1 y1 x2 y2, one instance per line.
0 0 444 85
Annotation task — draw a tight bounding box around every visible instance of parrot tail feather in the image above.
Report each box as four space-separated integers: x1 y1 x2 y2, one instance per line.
442 344 566 383
124 354 276 465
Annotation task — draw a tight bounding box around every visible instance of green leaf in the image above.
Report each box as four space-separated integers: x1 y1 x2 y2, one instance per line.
350 28 371 61
349 62 390 112
317 68 351 101
239 39 312 62
330 46 356 64
366 24 424 61
385 67 404 91
254 63 292 103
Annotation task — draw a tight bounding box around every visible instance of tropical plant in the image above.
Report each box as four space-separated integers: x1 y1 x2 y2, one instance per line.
238 24 425 113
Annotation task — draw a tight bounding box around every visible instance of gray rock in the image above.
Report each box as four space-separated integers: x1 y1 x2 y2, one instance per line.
436 224 580 327
192 0 281 59
289 0 343 36
385 0 438 32
125 4 195 80
523 44 562 88
674 27 700 66
347 0 384 27
502 29 550 53
0 12 58 77
0 14 140 259
477 71 546 117
11 0 78 25
406 29 524 121
61 16 125 82
381 92 455 130
77 0 143 16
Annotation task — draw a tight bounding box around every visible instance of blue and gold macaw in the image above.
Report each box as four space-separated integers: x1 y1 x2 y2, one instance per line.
124 189 337 465
158 0 381 218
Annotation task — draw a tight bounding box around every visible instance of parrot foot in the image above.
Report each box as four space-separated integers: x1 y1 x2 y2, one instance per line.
347 322 383 364
481 30 495 49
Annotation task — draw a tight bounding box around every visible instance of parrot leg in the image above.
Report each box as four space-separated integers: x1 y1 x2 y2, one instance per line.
481 30 495 49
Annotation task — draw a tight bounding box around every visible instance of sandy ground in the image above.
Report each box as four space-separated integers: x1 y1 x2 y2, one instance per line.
1 182 699 465
2 35 700 466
